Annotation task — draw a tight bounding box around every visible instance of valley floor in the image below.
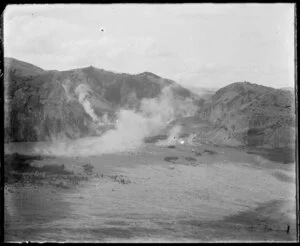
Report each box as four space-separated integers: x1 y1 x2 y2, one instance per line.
4 142 297 242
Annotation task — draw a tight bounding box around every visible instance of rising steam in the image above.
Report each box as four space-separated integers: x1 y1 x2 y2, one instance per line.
75 83 99 122
33 85 198 156
156 125 182 146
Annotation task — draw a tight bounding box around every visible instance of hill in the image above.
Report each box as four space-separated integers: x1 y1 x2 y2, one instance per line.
4 57 45 77
4 58 295 148
4 58 202 142
192 82 296 148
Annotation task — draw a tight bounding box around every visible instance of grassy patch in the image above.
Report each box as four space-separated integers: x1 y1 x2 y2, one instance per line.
203 149 218 155
185 157 197 162
82 163 94 175
164 156 179 162
167 145 176 149
4 153 77 186
109 175 131 184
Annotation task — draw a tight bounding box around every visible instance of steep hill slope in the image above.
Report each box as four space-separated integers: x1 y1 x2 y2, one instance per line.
4 57 45 77
4 58 202 142
194 82 296 148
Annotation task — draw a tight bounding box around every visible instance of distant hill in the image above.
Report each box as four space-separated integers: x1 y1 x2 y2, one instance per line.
184 85 217 100
4 57 202 142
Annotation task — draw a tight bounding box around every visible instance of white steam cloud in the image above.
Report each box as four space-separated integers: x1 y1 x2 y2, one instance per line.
156 125 182 146
34 85 198 156
75 83 99 122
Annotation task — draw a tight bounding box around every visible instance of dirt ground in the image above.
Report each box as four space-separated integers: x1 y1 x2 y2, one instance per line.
4 142 298 242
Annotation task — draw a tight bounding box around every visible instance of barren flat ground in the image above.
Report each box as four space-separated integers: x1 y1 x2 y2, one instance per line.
4 142 297 242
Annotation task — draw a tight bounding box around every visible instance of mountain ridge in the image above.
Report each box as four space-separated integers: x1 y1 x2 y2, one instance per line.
4 57 202 142
4 57 173 81
4 57 295 149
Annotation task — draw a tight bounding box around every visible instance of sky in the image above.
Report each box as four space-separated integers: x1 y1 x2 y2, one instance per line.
4 4 295 89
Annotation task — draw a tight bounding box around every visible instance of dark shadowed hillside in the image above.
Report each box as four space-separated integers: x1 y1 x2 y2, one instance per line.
194 82 296 148
4 58 202 142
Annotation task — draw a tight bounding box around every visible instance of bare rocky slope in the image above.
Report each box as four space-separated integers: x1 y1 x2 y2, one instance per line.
195 82 296 148
4 57 202 142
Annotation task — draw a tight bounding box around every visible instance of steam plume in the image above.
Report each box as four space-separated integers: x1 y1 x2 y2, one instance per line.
34 85 197 156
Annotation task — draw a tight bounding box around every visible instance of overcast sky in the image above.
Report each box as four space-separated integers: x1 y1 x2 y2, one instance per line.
4 4 295 89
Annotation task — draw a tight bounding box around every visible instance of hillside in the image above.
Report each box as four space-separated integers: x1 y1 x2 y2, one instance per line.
193 82 296 148
4 57 45 77
4 58 202 142
4 58 295 148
